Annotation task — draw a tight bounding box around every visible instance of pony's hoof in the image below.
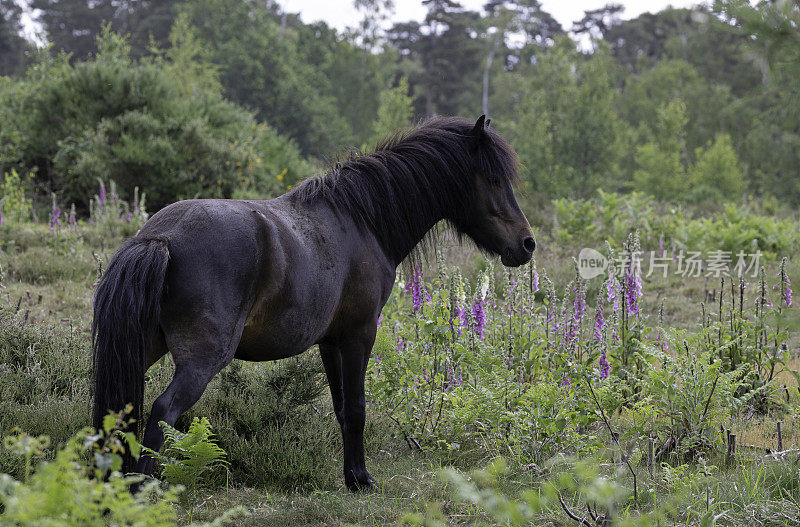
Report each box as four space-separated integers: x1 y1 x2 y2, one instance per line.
345 470 376 492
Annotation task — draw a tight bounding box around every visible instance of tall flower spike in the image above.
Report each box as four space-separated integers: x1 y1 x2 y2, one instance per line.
780 257 792 308
598 351 610 380
758 266 772 309
606 273 621 312
68 204 77 228
98 179 106 208
594 300 604 341
569 272 586 349
542 271 556 337
49 193 62 233
656 299 668 351
405 266 424 313
623 233 642 317
472 272 488 339
449 270 462 336
530 257 540 293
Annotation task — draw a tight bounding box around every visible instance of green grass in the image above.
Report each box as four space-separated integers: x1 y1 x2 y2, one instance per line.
2 220 800 526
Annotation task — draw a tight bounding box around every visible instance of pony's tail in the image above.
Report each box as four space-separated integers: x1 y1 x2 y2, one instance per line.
92 237 169 468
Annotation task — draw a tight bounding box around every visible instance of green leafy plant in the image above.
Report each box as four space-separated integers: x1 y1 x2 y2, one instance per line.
0 411 180 526
144 417 229 521
0 170 32 225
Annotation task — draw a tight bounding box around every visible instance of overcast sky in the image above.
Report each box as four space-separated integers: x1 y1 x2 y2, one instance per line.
281 0 705 33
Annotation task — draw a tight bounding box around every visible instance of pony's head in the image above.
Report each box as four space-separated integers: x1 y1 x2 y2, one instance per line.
450 115 535 267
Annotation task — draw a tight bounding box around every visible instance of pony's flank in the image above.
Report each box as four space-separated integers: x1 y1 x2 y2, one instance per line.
289 116 520 263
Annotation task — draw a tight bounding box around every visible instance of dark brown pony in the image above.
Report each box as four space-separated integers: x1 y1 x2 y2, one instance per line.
92 115 534 491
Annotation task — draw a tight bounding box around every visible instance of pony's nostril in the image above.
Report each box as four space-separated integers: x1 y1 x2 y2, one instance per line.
522 237 536 254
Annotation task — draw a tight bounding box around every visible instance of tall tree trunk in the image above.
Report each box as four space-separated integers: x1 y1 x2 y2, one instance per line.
278 10 287 41
482 37 500 117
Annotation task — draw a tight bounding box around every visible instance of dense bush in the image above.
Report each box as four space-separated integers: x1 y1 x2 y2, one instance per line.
550 191 800 258
0 24 312 212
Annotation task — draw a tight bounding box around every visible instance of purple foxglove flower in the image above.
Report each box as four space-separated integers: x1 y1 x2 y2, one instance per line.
406 267 424 313
472 295 486 339
546 290 556 325
573 284 586 323
757 296 773 308
459 306 469 331
599 352 610 379
778 260 792 308
656 330 669 351
594 302 604 341
785 282 793 308
606 276 621 312
49 202 62 232
625 266 642 316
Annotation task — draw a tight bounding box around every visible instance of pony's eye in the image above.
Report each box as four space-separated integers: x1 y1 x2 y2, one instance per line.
487 176 499 186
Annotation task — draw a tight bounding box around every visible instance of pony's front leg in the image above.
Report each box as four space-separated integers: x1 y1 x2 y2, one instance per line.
336 329 375 491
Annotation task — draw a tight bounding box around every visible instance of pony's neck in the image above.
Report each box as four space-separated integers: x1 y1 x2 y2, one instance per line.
289 126 476 267
383 200 444 266
358 148 471 267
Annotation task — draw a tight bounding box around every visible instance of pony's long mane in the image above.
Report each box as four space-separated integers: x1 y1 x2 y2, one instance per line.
289 116 520 264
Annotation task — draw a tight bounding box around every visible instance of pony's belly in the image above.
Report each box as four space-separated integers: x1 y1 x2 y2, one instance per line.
235 320 322 362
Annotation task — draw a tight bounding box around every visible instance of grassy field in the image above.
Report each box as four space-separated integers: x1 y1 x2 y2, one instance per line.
1 215 800 526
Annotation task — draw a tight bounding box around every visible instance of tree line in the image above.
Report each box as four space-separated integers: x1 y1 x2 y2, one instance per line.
0 0 798 211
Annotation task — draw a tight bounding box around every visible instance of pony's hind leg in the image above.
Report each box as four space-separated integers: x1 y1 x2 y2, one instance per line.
135 326 238 477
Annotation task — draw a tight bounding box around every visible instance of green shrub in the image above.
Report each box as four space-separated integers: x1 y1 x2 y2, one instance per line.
688 134 745 203
364 77 414 149
635 350 758 461
0 411 246 526
545 191 800 259
0 25 312 212
0 314 92 478
633 100 689 201
0 170 33 225
191 355 343 489
0 417 180 526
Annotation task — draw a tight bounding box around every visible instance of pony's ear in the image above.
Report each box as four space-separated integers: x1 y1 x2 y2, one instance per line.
471 115 486 137
485 118 491 128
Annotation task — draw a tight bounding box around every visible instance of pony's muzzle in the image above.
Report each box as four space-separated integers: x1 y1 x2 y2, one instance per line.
500 234 535 267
